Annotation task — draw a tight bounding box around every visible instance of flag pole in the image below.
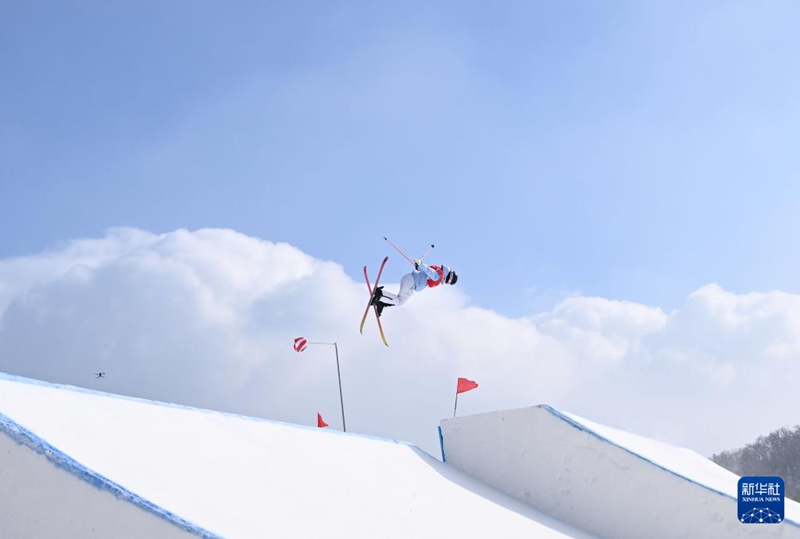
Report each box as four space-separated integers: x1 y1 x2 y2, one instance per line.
453 383 459 418
307 341 347 432
333 342 346 432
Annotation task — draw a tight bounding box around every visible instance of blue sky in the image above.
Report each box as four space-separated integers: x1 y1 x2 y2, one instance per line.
3 1 800 317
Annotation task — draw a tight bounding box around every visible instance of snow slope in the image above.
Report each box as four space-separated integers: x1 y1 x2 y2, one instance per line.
0 373 596 539
441 405 800 539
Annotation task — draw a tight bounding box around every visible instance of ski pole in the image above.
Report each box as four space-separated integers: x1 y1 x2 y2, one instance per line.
418 244 435 263
383 236 415 265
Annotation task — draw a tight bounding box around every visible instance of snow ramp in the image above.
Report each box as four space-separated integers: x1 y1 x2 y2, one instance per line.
0 373 596 539
440 405 800 539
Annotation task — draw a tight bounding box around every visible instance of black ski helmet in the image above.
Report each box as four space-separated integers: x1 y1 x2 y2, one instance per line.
445 270 458 285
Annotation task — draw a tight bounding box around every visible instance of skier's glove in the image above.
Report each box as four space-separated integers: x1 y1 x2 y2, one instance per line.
413 259 421 270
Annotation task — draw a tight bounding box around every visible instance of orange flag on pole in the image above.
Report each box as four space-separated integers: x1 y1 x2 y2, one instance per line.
454 377 479 418
456 377 479 394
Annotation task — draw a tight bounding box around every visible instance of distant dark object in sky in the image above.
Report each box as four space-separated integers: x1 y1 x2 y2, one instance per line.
95 372 106 379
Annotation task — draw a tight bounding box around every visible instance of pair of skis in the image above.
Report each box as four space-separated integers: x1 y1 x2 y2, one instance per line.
359 256 389 346
359 239 434 346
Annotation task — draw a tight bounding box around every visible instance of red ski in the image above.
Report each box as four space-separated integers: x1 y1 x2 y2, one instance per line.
359 256 389 346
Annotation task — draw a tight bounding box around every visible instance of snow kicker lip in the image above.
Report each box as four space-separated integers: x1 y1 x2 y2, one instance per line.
541 403 800 529
440 404 800 538
0 411 222 539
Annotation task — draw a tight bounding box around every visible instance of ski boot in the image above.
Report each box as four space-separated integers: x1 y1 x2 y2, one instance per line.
370 286 388 317
370 286 384 306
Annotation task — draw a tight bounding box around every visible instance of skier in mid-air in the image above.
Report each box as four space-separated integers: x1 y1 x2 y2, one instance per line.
370 259 457 317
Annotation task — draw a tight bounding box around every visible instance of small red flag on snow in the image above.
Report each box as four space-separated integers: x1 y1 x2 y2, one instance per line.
317 413 329 428
293 337 308 352
457 377 479 394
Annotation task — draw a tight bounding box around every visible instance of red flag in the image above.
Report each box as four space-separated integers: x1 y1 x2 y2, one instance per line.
317 413 329 428
293 337 308 352
457 377 479 394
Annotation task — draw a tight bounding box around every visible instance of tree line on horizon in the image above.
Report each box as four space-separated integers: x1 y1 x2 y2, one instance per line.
712 425 800 503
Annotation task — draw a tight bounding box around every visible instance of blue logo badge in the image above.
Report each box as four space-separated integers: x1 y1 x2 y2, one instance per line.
738 476 784 524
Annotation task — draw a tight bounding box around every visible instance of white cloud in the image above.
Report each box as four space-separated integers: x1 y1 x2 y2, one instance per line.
532 296 667 366
1 228 799 459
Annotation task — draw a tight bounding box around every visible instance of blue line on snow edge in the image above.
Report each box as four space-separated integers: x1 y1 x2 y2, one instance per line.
541 404 800 529
0 413 223 538
0 370 419 448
